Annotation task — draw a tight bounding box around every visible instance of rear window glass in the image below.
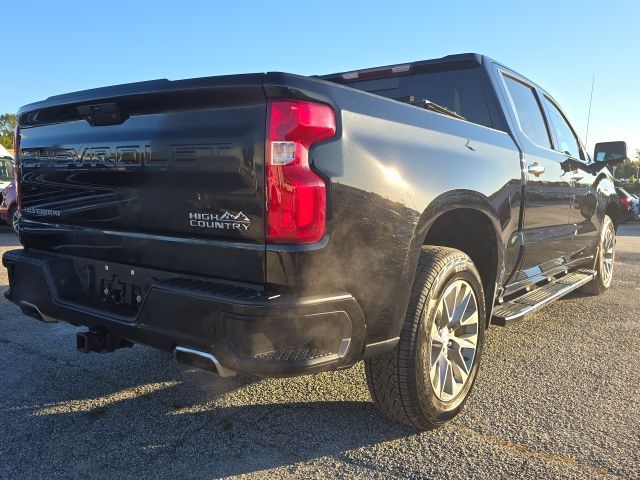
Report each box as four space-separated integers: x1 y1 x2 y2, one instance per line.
347 68 493 128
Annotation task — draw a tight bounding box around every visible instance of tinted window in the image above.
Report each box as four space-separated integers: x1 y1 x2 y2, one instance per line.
0 159 13 182
503 76 551 148
349 68 493 128
543 97 582 159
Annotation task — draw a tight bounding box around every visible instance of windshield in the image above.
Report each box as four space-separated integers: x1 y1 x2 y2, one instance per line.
0 158 15 182
346 68 493 128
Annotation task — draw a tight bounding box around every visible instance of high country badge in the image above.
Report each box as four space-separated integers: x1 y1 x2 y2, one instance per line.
189 211 251 231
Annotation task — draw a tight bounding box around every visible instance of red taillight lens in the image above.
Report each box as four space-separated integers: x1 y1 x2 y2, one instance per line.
620 196 630 207
266 100 336 243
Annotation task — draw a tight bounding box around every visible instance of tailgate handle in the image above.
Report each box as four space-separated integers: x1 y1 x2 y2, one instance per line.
77 102 128 127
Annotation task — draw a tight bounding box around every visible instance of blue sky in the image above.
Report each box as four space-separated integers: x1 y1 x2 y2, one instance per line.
2 0 638 155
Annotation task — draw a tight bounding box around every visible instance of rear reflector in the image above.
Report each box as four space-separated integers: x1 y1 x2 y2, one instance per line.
266 100 336 244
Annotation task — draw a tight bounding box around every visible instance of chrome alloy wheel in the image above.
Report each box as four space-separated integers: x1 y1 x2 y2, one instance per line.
601 221 615 287
11 209 19 234
429 280 479 402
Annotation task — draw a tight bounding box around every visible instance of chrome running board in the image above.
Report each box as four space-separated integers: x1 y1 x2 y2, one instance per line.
492 269 595 326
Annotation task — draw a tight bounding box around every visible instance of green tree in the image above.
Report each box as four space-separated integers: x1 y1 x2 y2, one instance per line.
0 113 17 151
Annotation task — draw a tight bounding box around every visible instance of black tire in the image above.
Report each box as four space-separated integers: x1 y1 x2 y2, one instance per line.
581 215 615 296
7 205 19 235
365 246 486 429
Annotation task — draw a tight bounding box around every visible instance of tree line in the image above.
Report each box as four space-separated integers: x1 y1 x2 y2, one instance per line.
0 113 17 151
613 152 640 182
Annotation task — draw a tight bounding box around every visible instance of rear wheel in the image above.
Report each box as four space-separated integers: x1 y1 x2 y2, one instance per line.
581 214 615 295
365 246 486 429
7 206 19 235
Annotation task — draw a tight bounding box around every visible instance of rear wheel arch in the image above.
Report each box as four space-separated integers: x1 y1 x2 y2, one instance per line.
406 192 505 328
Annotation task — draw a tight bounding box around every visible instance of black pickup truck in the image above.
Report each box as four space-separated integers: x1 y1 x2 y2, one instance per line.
4 53 626 429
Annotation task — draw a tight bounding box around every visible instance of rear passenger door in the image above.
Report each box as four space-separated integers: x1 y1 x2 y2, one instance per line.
500 72 574 277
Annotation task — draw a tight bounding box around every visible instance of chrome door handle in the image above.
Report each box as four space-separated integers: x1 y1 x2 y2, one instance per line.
568 171 584 181
527 163 545 176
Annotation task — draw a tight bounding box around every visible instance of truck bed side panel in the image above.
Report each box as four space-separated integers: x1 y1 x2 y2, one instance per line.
263 73 522 344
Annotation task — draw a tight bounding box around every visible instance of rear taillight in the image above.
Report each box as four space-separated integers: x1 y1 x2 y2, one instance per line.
619 196 630 207
266 100 336 244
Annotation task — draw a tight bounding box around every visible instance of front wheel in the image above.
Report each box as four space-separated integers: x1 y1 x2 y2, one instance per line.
581 214 615 295
365 246 486 429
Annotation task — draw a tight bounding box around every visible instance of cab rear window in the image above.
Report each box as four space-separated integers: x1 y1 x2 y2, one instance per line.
348 68 493 128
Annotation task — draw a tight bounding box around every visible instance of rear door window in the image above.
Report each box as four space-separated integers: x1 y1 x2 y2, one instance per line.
502 75 552 148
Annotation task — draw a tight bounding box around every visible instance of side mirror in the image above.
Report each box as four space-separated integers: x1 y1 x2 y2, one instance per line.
594 141 627 165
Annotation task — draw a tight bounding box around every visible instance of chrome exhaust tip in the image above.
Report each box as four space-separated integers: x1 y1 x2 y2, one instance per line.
18 301 57 323
174 346 236 377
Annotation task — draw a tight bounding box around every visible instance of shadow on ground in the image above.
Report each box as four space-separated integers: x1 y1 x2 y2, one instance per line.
1 341 415 478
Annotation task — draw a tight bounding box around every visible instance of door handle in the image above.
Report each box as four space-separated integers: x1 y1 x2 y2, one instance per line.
568 171 584 181
527 163 545 176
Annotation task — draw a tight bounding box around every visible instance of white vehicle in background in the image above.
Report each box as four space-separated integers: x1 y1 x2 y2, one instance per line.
0 145 15 191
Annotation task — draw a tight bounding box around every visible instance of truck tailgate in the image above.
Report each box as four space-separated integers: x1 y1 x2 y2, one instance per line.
17 74 267 284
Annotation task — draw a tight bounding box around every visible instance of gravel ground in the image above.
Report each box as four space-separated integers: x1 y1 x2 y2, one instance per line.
1 223 639 479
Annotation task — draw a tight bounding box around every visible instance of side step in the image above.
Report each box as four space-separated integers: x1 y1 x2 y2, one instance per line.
492 269 595 326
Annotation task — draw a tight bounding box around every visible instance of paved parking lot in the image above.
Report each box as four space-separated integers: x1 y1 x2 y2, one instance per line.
1 223 639 479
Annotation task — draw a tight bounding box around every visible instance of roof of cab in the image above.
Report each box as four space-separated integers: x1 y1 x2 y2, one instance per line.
317 53 492 83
